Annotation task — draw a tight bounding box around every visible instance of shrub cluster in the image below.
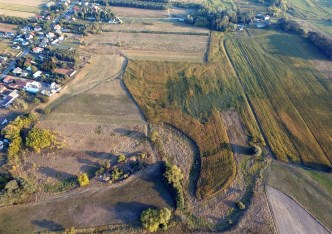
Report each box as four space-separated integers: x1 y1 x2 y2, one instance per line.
140 207 172 232
163 163 185 210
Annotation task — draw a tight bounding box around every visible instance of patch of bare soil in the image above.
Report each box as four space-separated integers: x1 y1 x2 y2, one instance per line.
266 186 329 234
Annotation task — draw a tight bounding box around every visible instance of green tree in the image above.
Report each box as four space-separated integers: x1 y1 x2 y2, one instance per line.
117 154 126 163
25 127 58 153
140 208 172 232
77 173 89 186
164 164 183 186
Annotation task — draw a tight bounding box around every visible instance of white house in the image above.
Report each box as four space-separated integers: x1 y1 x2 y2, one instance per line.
33 71 43 78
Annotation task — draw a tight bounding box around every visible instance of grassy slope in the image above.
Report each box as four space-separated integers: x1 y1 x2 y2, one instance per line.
268 160 332 231
124 33 263 199
225 32 332 170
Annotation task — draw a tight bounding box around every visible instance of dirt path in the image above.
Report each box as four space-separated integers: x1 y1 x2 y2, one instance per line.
266 186 330 234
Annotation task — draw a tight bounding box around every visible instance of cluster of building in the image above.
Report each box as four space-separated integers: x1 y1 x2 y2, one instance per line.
254 14 271 28
0 76 62 107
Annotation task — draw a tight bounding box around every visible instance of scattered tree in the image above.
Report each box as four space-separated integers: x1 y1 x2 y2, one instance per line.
117 154 126 163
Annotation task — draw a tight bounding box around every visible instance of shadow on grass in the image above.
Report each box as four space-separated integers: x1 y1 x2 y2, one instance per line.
39 167 74 180
32 219 64 232
111 202 158 223
140 162 176 209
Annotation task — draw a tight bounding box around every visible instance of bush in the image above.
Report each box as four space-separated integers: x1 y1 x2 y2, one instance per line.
163 163 185 210
250 145 262 157
150 130 159 142
44 108 51 115
110 167 123 181
77 173 89 186
140 207 172 232
236 201 245 210
117 154 126 163
25 127 59 153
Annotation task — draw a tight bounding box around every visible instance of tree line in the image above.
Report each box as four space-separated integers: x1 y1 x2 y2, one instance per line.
185 4 253 32
0 15 36 26
276 18 332 59
94 0 168 10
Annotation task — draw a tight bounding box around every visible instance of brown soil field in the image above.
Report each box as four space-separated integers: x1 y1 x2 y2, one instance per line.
0 23 17 32
102 21 209 34
267 186 329 234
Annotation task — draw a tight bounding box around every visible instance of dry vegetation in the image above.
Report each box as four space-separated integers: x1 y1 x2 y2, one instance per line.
83 32 208 62
225 32 332 170
0 23 17 32
101 21 209 34
45 55 145 125
124 33 263 199
0 0 45 18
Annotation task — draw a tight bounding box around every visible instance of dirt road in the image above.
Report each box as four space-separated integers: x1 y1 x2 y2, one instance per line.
266 186 330 234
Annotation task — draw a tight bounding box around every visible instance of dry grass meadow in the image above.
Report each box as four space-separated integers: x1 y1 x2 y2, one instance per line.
83 31 208 62
0 0 46 18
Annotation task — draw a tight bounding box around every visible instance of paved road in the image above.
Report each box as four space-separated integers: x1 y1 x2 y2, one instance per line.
0 48 29 79
266 186 330 234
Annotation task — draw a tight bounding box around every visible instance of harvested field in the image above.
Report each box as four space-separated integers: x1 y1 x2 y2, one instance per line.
225 32 332 170
0 0 45 18
45 55 145 125
0 163 174 233
268 161 332 231
102 21 209 34
123 50 204 63
267 186 329 234
0 23 17 32
124 33 263 199
83 32 208 62
111 7 168 18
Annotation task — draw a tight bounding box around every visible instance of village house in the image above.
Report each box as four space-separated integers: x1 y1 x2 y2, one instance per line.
32 47 44 54
34 26 42 32
53 24 61 31
2 90 19 108
33 71 43 79
12 67 22 76
46 32 55 39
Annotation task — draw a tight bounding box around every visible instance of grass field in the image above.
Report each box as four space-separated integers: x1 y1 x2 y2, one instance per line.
124 33 263 198
45 55 145 125
225 32 332 170
268 160 332 231
0 0 45 18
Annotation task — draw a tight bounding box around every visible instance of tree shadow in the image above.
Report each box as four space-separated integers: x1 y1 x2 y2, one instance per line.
229 143 252 155
140 162 176 209
114 128 146 140
109 202 158 224
32 219 64 232
38 167 74 180
84 151 114 159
